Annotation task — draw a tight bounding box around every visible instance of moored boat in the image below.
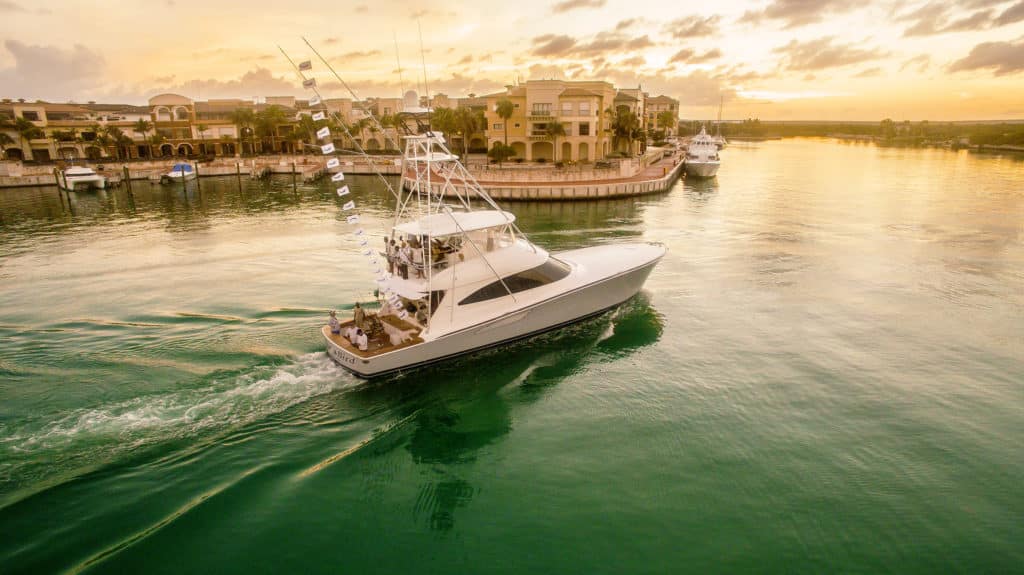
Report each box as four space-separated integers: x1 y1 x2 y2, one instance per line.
684 126 720 178
161 163 197 184
58 166 107 191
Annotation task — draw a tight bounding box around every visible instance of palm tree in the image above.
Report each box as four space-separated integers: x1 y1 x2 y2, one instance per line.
133 119 152 158
495 98 514 148
255 106 289 154
0 132 15 159
228 108 256 155
93 125 113 161
430 107 457 140
148 133 166 158
14 117 43 161
656 111 676 135
545 121 567 163
606 106 640 154
454 107 481 156
196 123 209 154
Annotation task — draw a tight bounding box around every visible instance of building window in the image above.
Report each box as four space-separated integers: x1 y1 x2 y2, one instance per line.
531 103 551 116
561 102 572 115
514 123 520 128
514 103 520 108
579 102 590 115
21 111 40 121
493 123 503 130
531 122 547 136
579 123 590 136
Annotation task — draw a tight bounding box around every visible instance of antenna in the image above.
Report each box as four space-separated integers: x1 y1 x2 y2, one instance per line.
418 21 430 115
394 31 405 99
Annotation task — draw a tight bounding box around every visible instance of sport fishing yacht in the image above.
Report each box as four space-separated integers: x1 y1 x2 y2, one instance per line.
684 125 720 178
323 132 665 377
59 166 107 191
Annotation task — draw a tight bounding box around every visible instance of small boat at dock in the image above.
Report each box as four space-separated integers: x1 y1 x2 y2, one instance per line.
161 163 197 184
58 166 107 191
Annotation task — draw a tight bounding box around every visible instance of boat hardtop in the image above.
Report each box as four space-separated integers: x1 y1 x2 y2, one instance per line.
393 209 515 237
171 163 194 173
64 166 99 176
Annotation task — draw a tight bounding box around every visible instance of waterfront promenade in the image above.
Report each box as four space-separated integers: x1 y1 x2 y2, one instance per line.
0 149 686 200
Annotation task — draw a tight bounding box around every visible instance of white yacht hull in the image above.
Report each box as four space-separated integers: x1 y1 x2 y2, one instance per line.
325 244 664 377
684 160 719 178
61 176 107 191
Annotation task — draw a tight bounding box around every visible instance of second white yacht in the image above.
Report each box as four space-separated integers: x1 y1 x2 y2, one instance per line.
684 126 721 178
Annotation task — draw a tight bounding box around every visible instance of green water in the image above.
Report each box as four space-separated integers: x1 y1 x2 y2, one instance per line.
1 139 1022 573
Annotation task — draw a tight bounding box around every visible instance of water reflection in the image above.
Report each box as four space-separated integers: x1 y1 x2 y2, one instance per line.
351 294 663 532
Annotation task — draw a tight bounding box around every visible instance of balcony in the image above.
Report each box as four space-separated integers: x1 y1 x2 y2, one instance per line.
528 114 555 121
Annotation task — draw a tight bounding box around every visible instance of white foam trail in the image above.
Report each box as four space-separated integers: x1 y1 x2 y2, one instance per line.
1 353 355 457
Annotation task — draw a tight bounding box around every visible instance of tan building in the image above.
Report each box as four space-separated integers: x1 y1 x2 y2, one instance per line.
483 80 619 162
645 95 680 135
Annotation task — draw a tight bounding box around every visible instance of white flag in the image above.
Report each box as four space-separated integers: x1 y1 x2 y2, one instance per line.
312 111 326 122
360 239 369 247
362 248 372 256
331 172 345 182
369 257 377 264
310 95 321 106
398 310 409 319
343 200 355 211
347 215 360 224
320 143 335 155
336 185 349 197
316 127 330 140
302 78 316 89
376 276 387 284
374 267 382 275
354 228 364 235
298 60 312 71
326 158 339 169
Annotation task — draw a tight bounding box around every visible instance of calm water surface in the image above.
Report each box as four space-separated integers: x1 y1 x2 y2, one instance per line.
0 139 1022 573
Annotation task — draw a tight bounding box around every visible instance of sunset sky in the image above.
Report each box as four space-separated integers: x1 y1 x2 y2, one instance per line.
1 0 1023 120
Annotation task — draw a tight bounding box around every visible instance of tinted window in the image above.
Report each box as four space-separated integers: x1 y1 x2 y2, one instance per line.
459 258 571 305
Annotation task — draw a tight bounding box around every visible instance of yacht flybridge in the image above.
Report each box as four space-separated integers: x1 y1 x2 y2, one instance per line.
321 132 665 377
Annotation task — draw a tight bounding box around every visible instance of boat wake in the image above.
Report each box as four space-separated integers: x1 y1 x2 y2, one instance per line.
0 353 355 500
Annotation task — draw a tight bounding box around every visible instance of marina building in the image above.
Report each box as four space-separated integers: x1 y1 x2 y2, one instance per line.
1 81 678 163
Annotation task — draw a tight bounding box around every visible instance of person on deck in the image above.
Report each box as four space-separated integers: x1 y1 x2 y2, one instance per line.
328 310 340 334
353 302 365 329
355 328 368 351
345 324 357 343
399 241 411 280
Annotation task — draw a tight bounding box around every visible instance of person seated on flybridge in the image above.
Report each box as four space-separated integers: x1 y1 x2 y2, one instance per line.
328 310 341 334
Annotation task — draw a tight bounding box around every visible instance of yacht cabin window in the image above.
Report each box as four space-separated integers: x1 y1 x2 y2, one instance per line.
458 258 571 305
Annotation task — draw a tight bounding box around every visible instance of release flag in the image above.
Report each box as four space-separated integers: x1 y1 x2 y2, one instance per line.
326 158 340 169
336 185 349 197
302 78 316 89
316 127 330 140
310 95 321 106
312 111 325 121
331 172 345 182
343 200 355 211
354 228 365 235
298 60 312 71
320 143 335 154
347 215 360 225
